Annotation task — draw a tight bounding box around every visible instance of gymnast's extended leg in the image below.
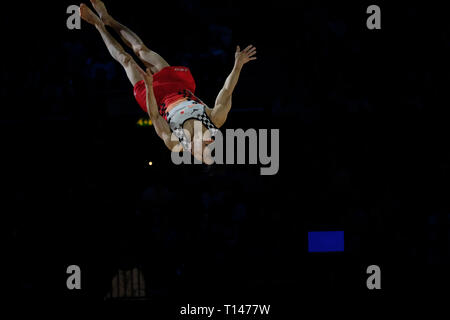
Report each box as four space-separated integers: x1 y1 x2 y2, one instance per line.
80 3 144 86
89 0 170 74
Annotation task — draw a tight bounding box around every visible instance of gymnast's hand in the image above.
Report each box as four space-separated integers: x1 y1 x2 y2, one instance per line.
235 45 257 68
139 67 153 87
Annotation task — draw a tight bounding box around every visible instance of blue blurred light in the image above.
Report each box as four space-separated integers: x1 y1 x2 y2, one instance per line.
308 231 344 252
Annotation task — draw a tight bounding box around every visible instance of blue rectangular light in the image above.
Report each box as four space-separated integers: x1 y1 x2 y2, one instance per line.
308 231 344 252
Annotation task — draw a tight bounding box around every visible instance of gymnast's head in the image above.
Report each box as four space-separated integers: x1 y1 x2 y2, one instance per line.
190 120 216 164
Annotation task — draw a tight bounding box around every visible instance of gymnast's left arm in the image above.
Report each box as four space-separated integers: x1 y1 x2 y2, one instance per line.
139 68 181 151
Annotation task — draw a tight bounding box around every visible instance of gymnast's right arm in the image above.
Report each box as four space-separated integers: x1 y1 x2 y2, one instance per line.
139 68 181 151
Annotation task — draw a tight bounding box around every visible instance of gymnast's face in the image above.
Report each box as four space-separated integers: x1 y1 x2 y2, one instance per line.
191 123 215 164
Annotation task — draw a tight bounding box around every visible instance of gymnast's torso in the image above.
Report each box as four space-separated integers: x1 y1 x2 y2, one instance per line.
134 67 218 150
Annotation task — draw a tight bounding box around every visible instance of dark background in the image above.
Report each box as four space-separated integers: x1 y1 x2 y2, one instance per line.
2 0 449 313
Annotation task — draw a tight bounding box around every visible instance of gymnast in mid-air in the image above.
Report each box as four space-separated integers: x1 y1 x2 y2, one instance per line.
80 0 257 163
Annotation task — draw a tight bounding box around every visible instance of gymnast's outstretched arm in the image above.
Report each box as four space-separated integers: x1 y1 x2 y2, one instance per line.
210 45 257 128
138 68 181 151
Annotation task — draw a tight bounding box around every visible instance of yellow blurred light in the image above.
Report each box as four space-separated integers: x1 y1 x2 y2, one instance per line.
149 161 153 166
137 118 153 127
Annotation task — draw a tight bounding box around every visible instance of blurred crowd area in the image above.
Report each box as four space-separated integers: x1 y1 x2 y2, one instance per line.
2 1 450 301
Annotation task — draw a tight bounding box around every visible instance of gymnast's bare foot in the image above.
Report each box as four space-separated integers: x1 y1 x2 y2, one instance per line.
90 0 114 26
80 3 103 26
